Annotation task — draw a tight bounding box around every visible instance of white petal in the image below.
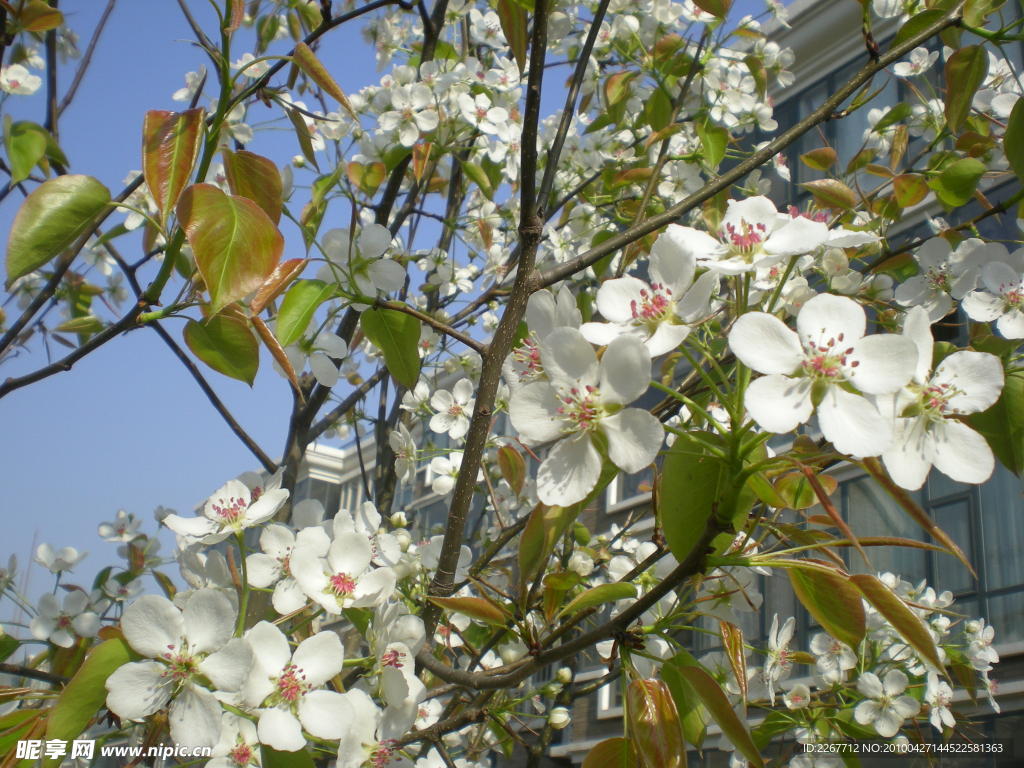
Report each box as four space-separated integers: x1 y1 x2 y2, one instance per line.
170 685 223 748
351 567 397 607
930 420 995 484
848 334 917 395
981 261 1019 294
247 553 282 588
298 689 353 740
660 223 722 262
797 293 866 347
650 238 696 294
293 632 344 687
902 305 934 384
162 514 219 540
675 270 718 323
599 335 651 404
183 589 235 653
729 312 803 374
105 661 171 720
541 328 598 384
722 196 779 232
358 223 391 258
121 594 184 658
882 418 931 491
645 322 691 356
272 579 308 615
602 409 663 473
257 708 306 752
368 259 407 292
857 672 884 699
580 321 627 346
818 387 892 457
933 351 1003 415
199 637 252 691
745 375 813 433
259 523 296 557
997 309 1024 339
509 382 566 442
537 435 602 506
962 290 1002 322
310 353 340 388
765 217 829 256
328 531 373 576
595 276 647 324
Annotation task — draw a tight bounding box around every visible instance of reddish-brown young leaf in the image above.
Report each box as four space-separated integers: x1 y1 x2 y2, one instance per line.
581 738 637 768
223 149 284 225
251 315 301 399
251 259 308 314
720 622 747 701
292 42 357 119
676 665 763 768
142 109 205 226
627 679 686 768
412 142 433 184
426 596 510 627
497 444 526 495
226 0 244 33
177 184 284 313
495 0 528 72
18 0 62 32
692 0 732 18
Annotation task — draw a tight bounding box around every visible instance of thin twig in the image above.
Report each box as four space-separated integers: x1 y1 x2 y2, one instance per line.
58 0 117 116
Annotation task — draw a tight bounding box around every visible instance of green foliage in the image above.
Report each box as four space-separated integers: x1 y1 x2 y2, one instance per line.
184 313 260 385
359 307 422 389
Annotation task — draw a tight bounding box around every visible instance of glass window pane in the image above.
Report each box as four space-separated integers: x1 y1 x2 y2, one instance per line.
986 591 1024 645
979 467 1024 589
845 475 927 579
931 498 975 593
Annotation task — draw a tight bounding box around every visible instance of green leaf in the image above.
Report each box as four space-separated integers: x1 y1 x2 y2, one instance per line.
0 709 44 759
944 46 989 133
851 573 943 670
581 738 637 768
275 279 335 347
460 159 493 198
800 147 837 172
928 157 986 207
558 582 637 618
18 0 63 31
969 371 1024 474
284 105 319 170
692 0 732 17
964 0 1007 26
604 71 637 108
142 109 205 226
789 567 866 650
184 313 260 385
496 0 528 72
224 149 284 225
800 178 858 210
775 472 837 510
644 87 673 132
0 634 18 662
4 118 49 184
359 307 421 389
891 10 945 49
696 119 728 169
873 103 912 133
261 746 315 768
45 638 133 754
346 161 386 196
892 173 929 208
176 183 284 313
1004 97 1024 182
5 174 110 288
252 258 308 315
676 665 764 768
661 656 707 747
427 595 509 627
518 503 576 596
497 445 526 495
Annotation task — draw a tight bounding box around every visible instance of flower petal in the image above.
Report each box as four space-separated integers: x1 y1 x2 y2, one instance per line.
183 589 235 654
298 689 353 740
728 312 803 375
595 276 646 324
930 420 995 484
818 387 892 457
105 661 171 720
293 631 344 687
541 328 598 384
200 638 252 692
246 553 281 588
744 375 813 433
602 409 663 473
848 334 917 395
170 685 224 748
327 531 373 577
537 434 602 506
257 708 306 752
933 351 1003 415
121 594 184 658
797 293 865 347
509 382 566 443
599 335 651 404
882 418 931 491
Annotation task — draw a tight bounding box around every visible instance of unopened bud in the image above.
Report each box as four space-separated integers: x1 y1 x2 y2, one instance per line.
555 667 573 684
390 511 408 528
548 706 571 730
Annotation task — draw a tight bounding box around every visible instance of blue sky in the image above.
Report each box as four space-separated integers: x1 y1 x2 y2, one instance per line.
1 0 778 606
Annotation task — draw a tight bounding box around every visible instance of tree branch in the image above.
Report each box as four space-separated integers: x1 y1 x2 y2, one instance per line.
58 0 117 116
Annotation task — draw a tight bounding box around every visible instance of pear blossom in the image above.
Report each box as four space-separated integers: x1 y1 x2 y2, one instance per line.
242 621 350 751
854 669 921 738
105 591 253 748
728 293 917 456
30 591 100 648
307 331 349 388
925 671 955 731
457 92 508 135
895 238 989 321
580 229 718 355
98 509 141 543
290 531 397 613
172 67 206 102
245 523 331 615
0 64 42 95
208 713 262 768
784 683 812 709
810 633 857 684
34 543 87 573
429 378 475 440
665 197 830 275
763 614 795 704
509 330 663 506
880 307 1003 490
505 285 581 388
962 248 1024 338
966 618 999 670
390 424 418 483
378 83 439 147
162 478 289 545
320 225 406 297
893 46 939 77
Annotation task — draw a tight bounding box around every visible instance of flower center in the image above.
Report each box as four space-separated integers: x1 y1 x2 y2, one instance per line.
381 649 404 668
161 644 199 683
800 335 856 380
557 386 603 431
273 663 310 703
723 219 767 255
630 283 673 325
212 496 248 525
926 266 950 292
1000 282 1024 310
511 337 543 381
229 743 255 767
368 741 397 768
56 614 73 630
329 572 357 597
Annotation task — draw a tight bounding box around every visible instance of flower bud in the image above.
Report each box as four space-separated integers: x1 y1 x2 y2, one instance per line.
627 679 685 768
390 511 408 528
555 667 573 684
548 706 571 730
393 529 412 551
